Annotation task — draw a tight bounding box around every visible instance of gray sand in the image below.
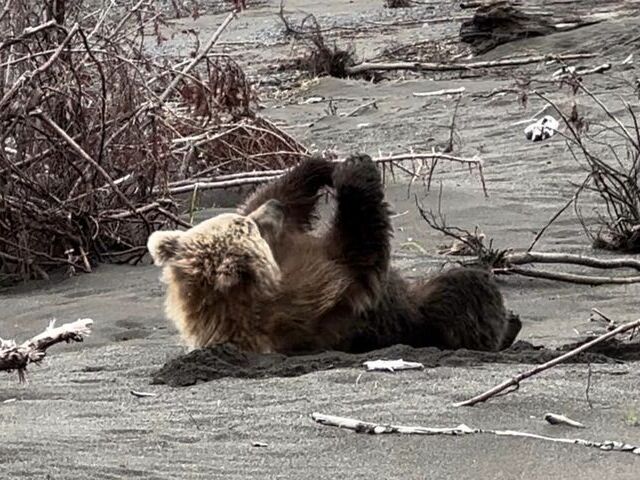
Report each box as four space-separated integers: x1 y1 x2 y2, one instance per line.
2 0 640 478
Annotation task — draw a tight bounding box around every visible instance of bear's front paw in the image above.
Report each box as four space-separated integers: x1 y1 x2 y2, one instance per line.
333 153 381 189
295 154 335 190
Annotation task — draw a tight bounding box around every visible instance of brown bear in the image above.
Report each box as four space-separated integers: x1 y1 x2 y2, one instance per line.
147 154 521 354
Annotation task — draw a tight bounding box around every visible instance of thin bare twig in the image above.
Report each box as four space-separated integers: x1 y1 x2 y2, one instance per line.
158 11 236 105
454 317 640 407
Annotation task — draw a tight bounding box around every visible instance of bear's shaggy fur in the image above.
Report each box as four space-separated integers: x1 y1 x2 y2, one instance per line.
148 154 521 354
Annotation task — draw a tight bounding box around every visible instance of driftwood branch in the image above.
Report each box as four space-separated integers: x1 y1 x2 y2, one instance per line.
454 317 640 407
420 198 640 284
344 53 596 75
507 251 640 270
0 318 94 380
413 87 466 97
165 151 486 195
498 267 640 285
311 413 640 456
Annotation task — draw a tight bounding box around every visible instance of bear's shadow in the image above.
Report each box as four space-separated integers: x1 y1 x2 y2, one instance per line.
151 339 640 387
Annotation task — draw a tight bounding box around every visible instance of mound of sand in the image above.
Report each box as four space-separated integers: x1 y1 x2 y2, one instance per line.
152 339 640 387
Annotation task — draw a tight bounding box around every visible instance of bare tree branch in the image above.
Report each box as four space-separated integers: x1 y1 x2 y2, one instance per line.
454 317 640 407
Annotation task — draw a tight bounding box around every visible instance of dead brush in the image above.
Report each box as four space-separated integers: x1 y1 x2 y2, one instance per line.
538 75 640 253
179 56 254 120
0 2 306 285
416 195 509 270
278 6 356 78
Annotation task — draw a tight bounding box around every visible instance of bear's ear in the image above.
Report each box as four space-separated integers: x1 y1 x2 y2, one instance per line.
147 230 184 266
248 199 284 242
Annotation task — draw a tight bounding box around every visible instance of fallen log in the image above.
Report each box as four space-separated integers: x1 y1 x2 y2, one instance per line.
344 53 596 75
460 0 603 54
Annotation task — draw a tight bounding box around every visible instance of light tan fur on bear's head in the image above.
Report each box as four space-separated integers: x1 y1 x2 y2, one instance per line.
147 200 285 351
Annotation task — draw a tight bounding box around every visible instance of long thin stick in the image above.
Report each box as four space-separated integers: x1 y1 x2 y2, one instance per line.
506 251 640 271
311 413 640 456
164 151 486 194
413 87 465 97
527 177 589 252
453 318 640 407
345 53 596 75
498 267 640 285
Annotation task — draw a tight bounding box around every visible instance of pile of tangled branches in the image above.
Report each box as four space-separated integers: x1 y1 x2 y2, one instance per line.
0 1 306 284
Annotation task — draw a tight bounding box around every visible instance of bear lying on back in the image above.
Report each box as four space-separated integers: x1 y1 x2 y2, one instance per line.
147 154 521 354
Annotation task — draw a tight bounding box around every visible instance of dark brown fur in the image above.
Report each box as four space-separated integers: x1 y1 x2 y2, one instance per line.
149 155 521 354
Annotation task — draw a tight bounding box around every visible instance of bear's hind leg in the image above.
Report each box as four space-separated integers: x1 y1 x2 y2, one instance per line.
410 268 515 351
328 154 392 308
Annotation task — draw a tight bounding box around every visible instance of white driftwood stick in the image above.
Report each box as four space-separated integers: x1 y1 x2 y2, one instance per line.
552 63 611 79
130 390 158 398
454 317 640 407
344 53 596 75
311 413 640 456
0 318 94 379
544 413 586 429
413 87 466 97
498 267 640 285
505 251 640 271
363 359 424 372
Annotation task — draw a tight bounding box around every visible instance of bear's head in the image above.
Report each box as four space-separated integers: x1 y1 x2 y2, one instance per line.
147 199 285 296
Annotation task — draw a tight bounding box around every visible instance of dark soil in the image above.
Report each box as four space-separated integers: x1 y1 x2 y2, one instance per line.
152 339 640 387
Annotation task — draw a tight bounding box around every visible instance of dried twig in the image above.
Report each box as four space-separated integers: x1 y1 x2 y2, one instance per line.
412 87 465 97
505 251 640 271
166 151 487 194
311 413 640 456
157 11 236 105
0 318 94 380
454 317 640 407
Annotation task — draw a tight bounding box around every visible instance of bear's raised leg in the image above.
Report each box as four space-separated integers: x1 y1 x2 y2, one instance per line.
328 154 392 308
239 155 334 232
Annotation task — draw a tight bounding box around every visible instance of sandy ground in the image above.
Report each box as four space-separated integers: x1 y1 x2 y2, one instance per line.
2 0 640 478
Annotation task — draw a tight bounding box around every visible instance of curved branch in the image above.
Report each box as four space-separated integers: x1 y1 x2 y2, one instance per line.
506 251 640 271
497 266 640 285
